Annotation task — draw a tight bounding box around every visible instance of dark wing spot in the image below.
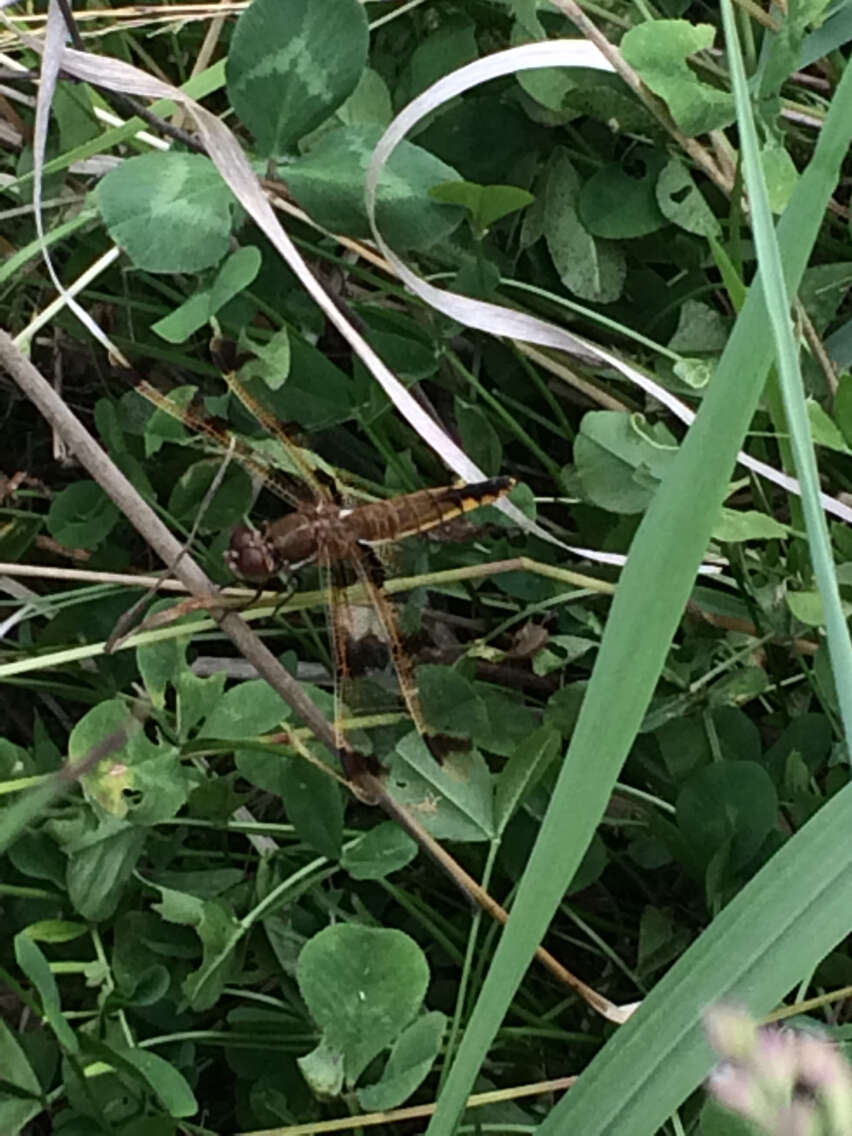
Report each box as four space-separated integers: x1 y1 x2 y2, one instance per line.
357 541 387 588
425 733 472 764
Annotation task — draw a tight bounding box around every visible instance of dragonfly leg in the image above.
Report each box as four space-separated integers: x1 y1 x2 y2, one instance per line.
268 571 297 621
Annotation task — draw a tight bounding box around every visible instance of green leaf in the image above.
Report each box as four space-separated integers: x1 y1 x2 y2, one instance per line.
341 823 418 880
636 908 691 977
621 20 736 136
656 158 722 237
834 373 852 447
153 888 242 1011
358 1011 446 1111
415 90 544 186
152 246 262 343
672 358 714 389
71 699 185 824
137 384 196 456
417 666 489 743
455 399 502 475
137 626 191 712
712 508 789 542
494 727 561 835
760 140 799 214
23 920 87 944
787 589 825 627
108 1047 198 1118
668 300 729 353
578 156 667 239
758 0 833 99
52 80 100 152
151 292 211 345
0 1018 43 1097
95 396 156 501
544 149 625 303
512 21 575 117
429 180 534 234
46 481 119 550
97 152 234 273
167 459 253 532
0 738 33 780
258 335 356 429
533 635 597 677
574 411 678 514
389 733 494 843
284 125 463 251
0 1020 42 1132
226 0 367 156
65 822 147 923
568 834 608 895
151 884 206 926
807 398 850 453
297 924 429 1085
236 749 343 859
405 18 478 99
676 762 778 875
237 326 291 391
707 666 768 708
337 68 392 128
14 933 78 1052
297 1035 344 1099
198 679 293 739
209 245 262 311
177 668 228 740
470 685 539 757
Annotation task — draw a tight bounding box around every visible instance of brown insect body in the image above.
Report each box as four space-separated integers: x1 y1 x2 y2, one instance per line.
227 476 515 582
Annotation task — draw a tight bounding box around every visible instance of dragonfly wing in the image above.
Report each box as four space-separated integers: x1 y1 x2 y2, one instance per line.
320 548 385 790
345 540 462 765
221 370 334 504
135 379 306 511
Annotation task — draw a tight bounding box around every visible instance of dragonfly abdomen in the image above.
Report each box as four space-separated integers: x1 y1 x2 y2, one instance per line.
351 477 515 545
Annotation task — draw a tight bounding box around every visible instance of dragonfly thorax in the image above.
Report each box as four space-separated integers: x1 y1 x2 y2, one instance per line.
227 505 346 581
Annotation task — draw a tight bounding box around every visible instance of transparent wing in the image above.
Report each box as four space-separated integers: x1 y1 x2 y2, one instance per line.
321 548 385 786
135 378 307 511
329 538 460 768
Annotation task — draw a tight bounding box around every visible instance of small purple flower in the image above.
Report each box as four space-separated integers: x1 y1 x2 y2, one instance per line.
704 1006 852 1136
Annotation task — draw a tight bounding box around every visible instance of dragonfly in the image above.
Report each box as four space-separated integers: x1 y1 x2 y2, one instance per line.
134 344 516 790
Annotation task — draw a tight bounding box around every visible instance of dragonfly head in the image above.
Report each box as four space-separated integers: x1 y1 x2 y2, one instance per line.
226 525 279 582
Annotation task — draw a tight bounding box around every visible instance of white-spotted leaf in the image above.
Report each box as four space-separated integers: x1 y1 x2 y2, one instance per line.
97 152 234 273
284 125 463 250
226 0 368 155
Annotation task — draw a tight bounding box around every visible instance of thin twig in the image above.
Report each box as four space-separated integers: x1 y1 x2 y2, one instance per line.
797 300 839 397
237 1074 577 1136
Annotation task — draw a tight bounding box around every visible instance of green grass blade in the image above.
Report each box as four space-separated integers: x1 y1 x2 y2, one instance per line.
720 0 852 741
537 779 852 1134
425 40 852 1136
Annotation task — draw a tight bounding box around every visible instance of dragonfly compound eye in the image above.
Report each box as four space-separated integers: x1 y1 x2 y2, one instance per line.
227 526 277 581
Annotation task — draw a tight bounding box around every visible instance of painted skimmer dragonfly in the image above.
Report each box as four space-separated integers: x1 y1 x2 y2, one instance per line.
134 344 515 788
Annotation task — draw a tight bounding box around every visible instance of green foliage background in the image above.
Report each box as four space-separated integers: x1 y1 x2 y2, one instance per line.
1 0 851 1134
